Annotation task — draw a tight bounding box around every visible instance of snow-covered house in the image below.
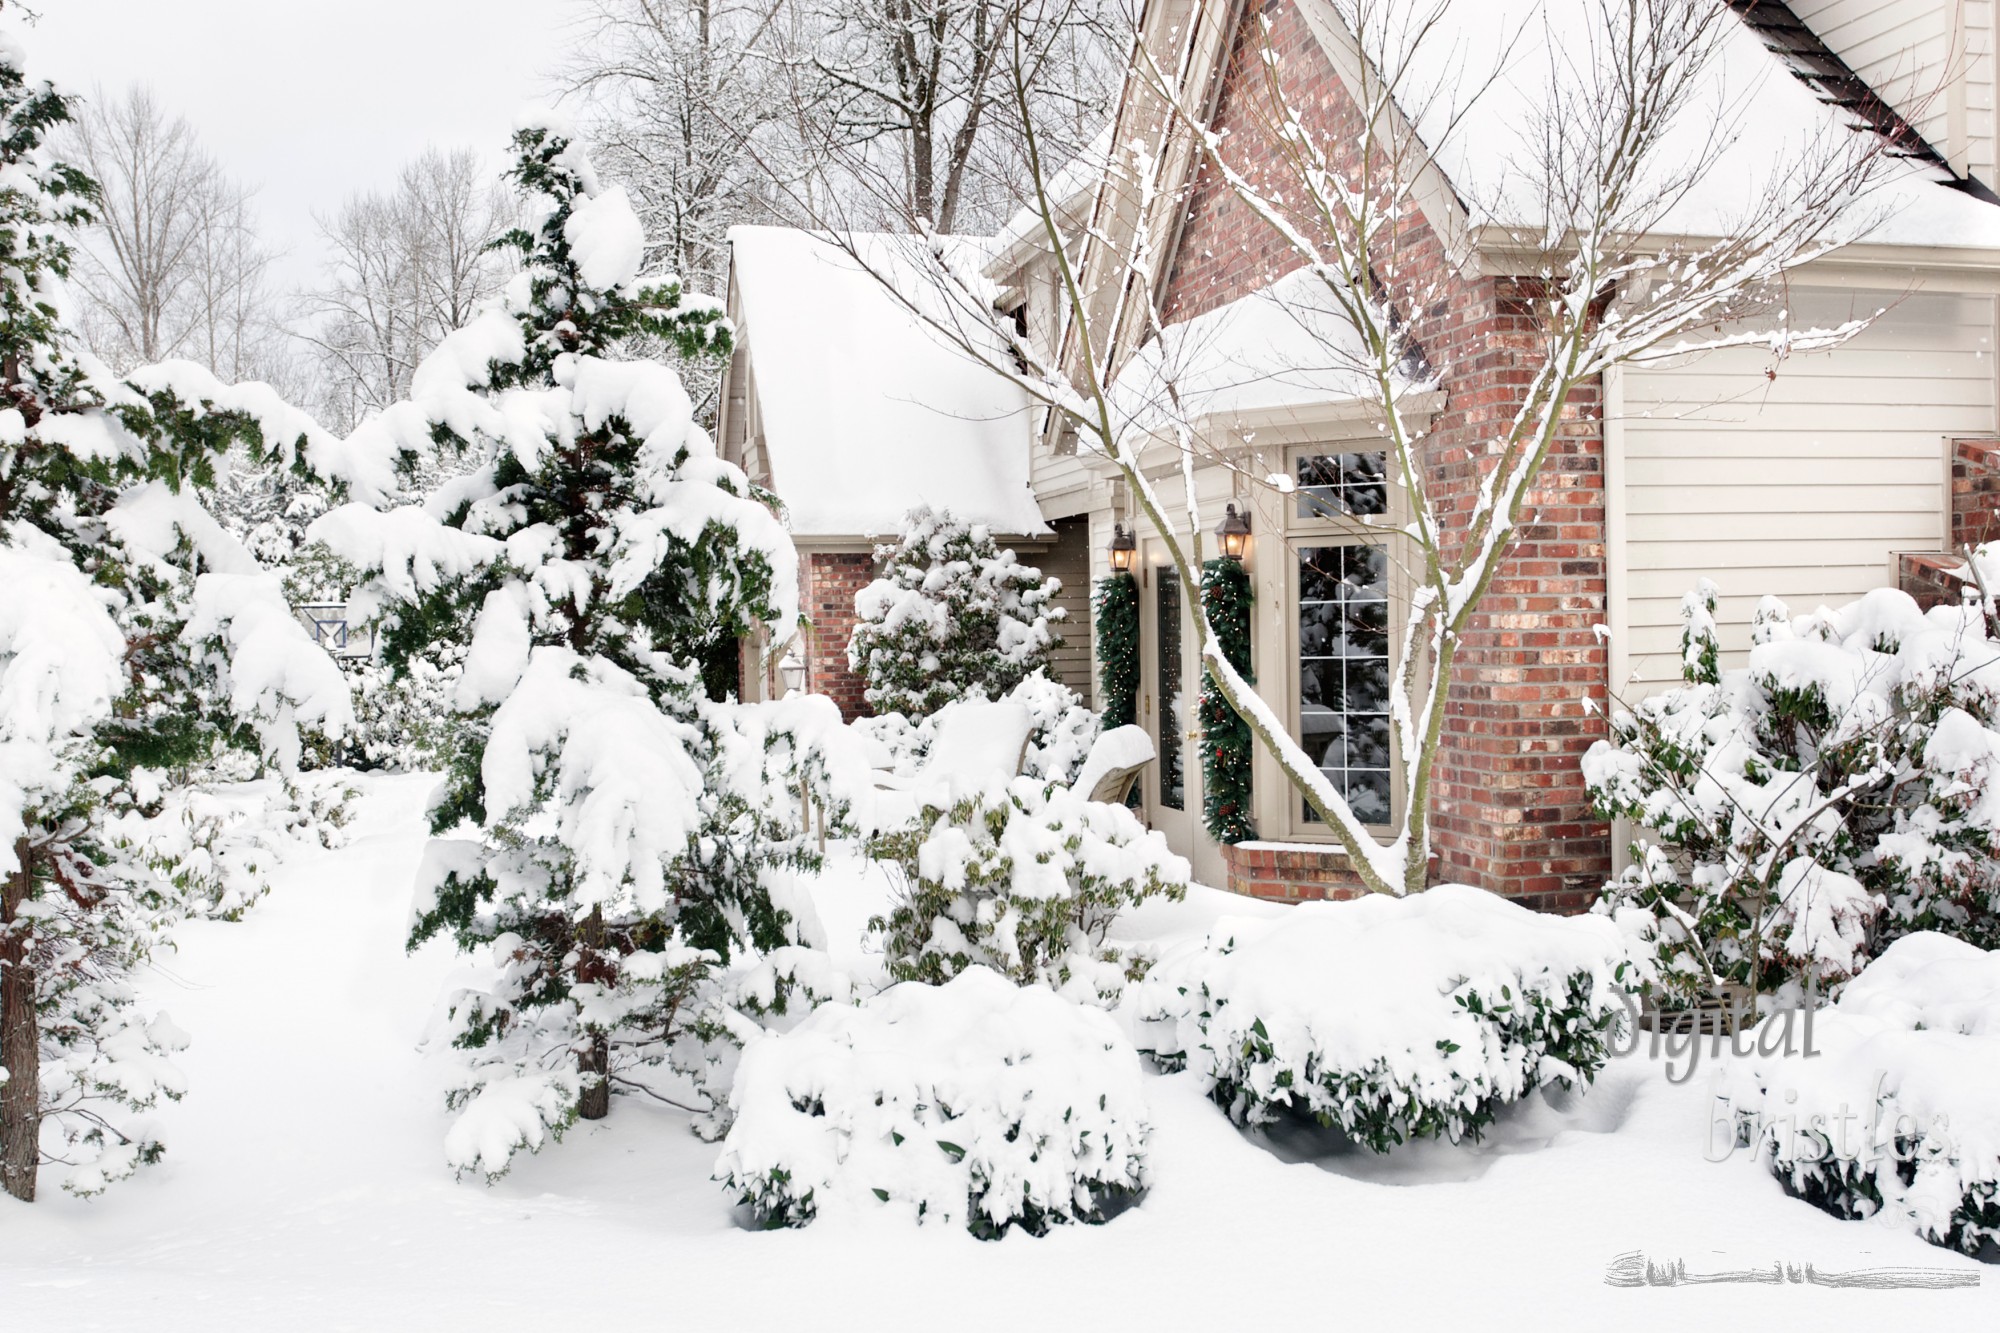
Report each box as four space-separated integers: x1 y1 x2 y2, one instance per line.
724 0 2000 907
716 226 1094 713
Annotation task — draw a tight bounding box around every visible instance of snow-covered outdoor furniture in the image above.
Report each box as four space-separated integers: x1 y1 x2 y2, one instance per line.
1068 724 1153 805
868 700 1032 829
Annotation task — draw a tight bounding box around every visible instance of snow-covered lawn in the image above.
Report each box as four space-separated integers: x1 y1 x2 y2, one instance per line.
2 773 1992 1330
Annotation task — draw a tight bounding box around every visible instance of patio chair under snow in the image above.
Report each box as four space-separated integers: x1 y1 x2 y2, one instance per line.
1067 724 1155 806
869 700 1034 829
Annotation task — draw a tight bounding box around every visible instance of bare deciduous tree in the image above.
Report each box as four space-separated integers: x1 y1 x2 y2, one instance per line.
563 0 802 295
831 0 1900 894
296 147 513 431
793 0 1126 232
64 85 290 383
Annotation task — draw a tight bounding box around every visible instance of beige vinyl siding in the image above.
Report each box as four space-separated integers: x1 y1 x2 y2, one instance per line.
1034 515 1094 694
1613 286 1995 689
1789 0 1995 184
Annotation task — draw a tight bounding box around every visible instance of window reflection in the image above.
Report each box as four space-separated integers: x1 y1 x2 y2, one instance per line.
1297 544 1390 824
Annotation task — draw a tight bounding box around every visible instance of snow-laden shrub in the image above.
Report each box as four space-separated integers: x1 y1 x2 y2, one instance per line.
1135 886 1637 1149
1721 933 2000 1258
869 776 1189 1004
847 506 1064 718
108 772 357 920
715 967 1150 1237
1586 582 2000 1007
338 643 465 773
1006 669 1100 784
418 693 884 1175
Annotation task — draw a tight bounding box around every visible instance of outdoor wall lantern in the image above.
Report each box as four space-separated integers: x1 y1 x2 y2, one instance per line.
778 651 806 695
1216 503 1252 561
1108 522 1137 572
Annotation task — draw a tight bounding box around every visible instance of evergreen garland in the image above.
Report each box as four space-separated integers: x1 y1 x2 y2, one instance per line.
1200 558 1256 844
1094 572 1139 729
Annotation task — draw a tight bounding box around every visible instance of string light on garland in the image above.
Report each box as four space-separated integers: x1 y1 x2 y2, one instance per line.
1094 570 1140 730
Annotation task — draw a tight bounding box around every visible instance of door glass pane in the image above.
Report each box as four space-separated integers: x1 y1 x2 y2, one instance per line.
1298 544 1390 824
1157 565 1184 811
1297 452 1389 519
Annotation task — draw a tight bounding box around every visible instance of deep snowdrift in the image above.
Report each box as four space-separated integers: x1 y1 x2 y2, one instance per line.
0 773 1991 1330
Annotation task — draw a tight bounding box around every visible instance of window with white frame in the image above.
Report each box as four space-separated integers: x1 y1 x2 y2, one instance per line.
1289 449 1395 828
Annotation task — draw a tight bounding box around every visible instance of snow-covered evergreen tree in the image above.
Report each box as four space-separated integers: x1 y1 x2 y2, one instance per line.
311 115 802 1175
0 32 351 1201
847 506 1063 718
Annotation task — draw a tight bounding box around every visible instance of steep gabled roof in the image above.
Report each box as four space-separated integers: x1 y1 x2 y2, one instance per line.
1077 0 2000 351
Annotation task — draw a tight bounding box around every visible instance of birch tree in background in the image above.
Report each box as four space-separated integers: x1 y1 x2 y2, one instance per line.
832 0 1900 895
296 147 512 432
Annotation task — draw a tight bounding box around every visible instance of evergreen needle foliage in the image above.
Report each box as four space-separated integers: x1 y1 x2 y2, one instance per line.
315 115 808 1176
847 506 1063 718
1093 571 1139 730
1199 558 1255 844
0 32 348 1202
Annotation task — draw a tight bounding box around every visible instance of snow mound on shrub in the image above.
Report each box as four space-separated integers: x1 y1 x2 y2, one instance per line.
1135 884 1636 1149
1836 931 2000 1035
714 967 1149 1237
1722 933 2000 1257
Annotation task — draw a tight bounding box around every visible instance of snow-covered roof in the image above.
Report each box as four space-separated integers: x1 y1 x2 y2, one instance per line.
728 226 1047 539
1399 0 2000 248
1111 268 1405 444
991 127 1114 260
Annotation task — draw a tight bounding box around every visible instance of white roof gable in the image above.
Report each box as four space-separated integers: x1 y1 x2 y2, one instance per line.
1385 0 2000 248
728 226 1047 539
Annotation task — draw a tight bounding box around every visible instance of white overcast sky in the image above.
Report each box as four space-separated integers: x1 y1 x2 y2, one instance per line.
25 0 578 287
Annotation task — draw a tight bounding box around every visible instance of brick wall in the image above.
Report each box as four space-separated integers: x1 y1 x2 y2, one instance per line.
802 551 873 720
1222 842 1367 903
1899 552 1970 611
1161 0 1611 910
1951 439 2000 552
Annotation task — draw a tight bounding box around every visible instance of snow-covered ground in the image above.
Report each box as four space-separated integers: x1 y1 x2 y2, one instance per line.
3 773 1991 1330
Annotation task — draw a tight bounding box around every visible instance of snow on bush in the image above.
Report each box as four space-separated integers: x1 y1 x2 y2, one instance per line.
846 507 1064 718
715 967 1149 1237
1002 669 1099 784
1721 932 2000 1258
109 772 356 920
336 643 465 773
853 669 1100 788
1135 886 1637 1150
1586 582 2000 1007
869 776 1188 1004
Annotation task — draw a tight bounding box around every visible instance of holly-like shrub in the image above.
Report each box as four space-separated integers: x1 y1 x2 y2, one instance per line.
1135 885 1636 1149
869 777 1188 1004
1720 932 2000 1259
847 506 1064 718
1585 580 2000 1007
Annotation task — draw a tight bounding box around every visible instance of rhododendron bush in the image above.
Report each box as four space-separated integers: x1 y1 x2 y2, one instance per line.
1586 580 2000 1006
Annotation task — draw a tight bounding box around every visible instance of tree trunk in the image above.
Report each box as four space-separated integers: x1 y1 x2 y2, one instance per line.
1 840 38 1202
577 906 610 1122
